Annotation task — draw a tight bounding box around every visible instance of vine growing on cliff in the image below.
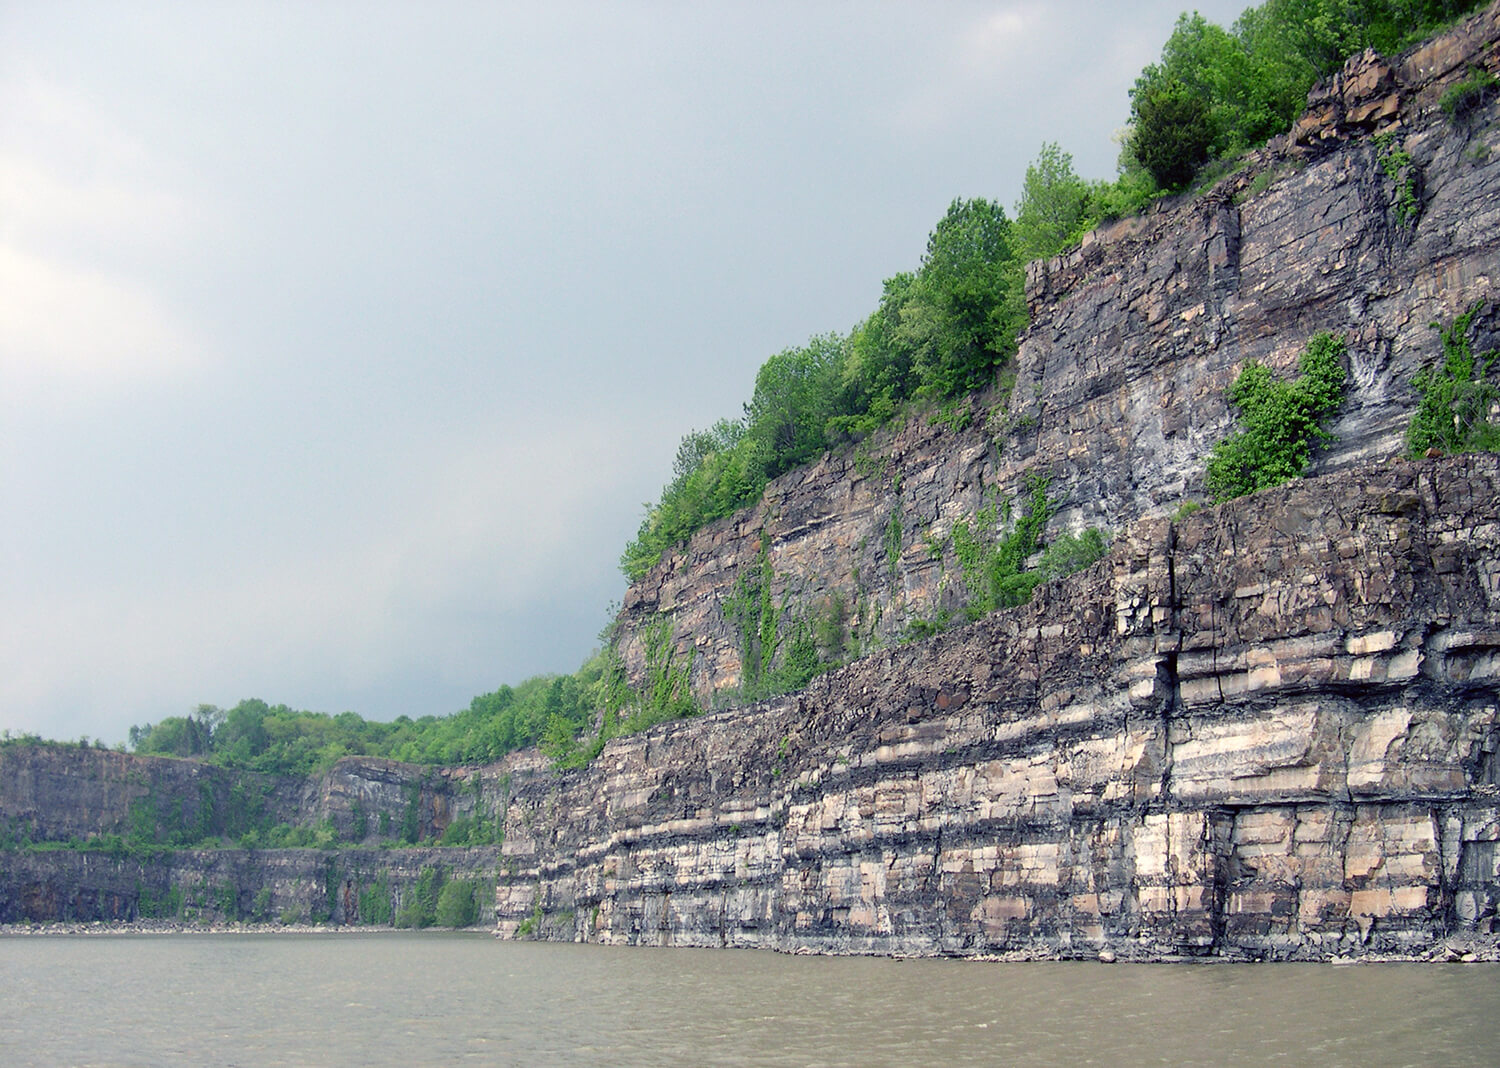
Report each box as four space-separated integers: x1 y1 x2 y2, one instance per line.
1205 332 1348 502
630 617 699 730
912 475 1108 638
1375 132 1421 227
950 475 1053 618
721 538 848 703
1406 303 1500 456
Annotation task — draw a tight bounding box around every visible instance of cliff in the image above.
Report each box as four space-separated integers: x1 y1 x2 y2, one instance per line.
3 9 1499 957
614 3 1500 705
484 8 1500 960
0 746 529 925
497 455 1500 959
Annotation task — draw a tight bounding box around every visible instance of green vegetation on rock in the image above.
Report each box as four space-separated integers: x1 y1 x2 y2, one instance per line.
1127 0 1486 191
1406 303 1500 456
1440 64 1499 123
1205 332 1348 502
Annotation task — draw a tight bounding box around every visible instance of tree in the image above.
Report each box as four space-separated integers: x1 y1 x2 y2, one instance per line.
745 334 842 478
1131 78 1214 192
435 879 479 927
1013 142 1091 263
906 198 1021 399
830 273 919 439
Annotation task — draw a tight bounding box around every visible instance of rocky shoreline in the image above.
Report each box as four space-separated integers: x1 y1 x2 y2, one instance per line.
5 919 1496 964
0 919 488 936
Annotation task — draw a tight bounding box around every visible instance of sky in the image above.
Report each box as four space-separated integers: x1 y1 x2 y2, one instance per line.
1 0 1252 745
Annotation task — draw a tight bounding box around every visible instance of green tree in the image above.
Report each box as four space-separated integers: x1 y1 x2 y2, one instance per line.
745 334 842 479
1013 142 1091 263
435 879 481 927
906 198 1022 399
829 273 919 439
1131 78 1215 192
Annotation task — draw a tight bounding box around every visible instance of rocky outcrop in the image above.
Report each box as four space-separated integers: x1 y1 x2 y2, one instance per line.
0 749 532 926
616 2 1500 706
303 753 538 844
0 746 536 850
496 455 1500 959
0 845 500 927
0 746 305 844
3 10 1498 959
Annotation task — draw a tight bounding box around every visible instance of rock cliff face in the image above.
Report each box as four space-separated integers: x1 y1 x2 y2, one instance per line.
0 746 305 843
615 3 1500 705
0 844 501 927
497 456 1500 959
491 9 1500 959
3 10 1498 957
0 747 528 925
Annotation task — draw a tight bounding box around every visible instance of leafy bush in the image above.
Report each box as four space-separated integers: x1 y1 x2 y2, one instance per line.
1406 304 1499 456
1205 333 1347 502
1035 528 1110 582
1440 65 1499 124
435 879 483 928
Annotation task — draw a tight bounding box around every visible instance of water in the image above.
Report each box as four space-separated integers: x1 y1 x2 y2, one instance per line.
1 933 1496 1067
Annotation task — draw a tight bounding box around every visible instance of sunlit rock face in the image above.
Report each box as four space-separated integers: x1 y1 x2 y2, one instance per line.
499 455 1500 959
615 3 1500 708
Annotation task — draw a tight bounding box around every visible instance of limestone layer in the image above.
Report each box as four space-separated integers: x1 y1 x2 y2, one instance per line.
498 456 1500 959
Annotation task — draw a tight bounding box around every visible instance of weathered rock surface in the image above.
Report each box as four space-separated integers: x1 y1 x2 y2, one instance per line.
3 11 1499 960
0 845 500 927
616 3 1500 705
497 456 1500 959
0 746 305 843
0 749 528 926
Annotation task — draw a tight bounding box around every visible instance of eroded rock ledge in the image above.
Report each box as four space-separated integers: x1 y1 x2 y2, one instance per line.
497 455 1500 960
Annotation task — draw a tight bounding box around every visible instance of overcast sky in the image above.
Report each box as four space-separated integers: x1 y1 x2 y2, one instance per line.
1 0 1252 745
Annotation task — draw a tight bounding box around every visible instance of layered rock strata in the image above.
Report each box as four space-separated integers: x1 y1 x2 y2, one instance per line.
616 2 1500 705
0 749 528 925
0 845 500 927
497 456 1500 959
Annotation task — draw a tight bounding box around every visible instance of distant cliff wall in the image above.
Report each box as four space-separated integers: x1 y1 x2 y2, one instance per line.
615 3 1500 705
0 845 500 927
497 456 1500 959
0 747 532 926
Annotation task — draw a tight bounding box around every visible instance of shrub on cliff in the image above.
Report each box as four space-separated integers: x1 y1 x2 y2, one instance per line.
1441 65 1500 124
1205 332 1347 502
1406 304 1500 456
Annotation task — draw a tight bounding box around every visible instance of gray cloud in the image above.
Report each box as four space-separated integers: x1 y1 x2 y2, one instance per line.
0 0 1250 742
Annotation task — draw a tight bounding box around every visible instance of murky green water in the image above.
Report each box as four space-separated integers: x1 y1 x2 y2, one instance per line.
1 933 1495 1066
